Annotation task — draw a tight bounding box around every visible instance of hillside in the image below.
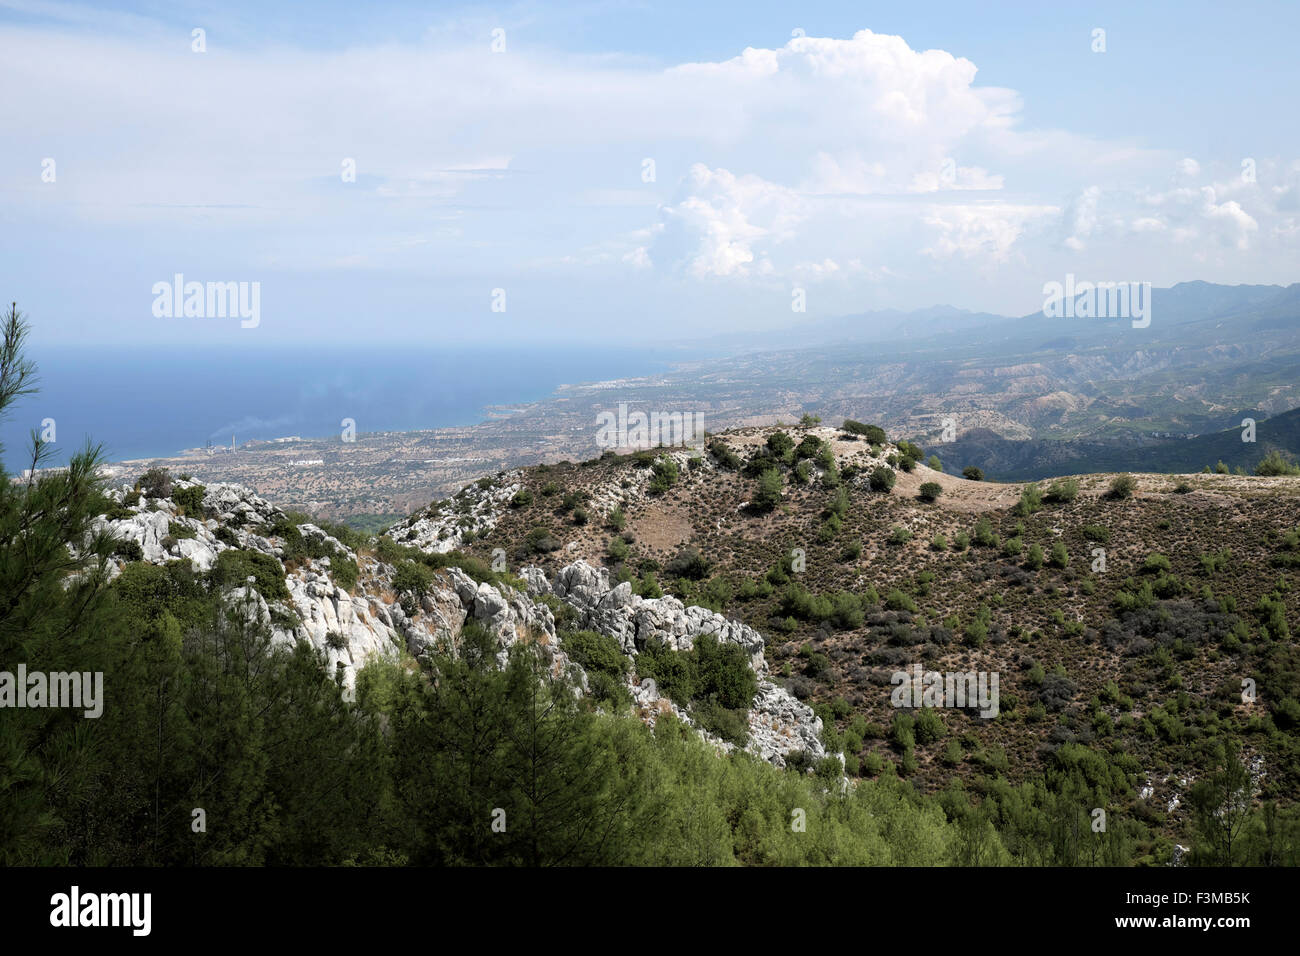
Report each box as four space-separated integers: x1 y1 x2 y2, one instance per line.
930 406 1300 480
383 421 1300 861
24 419 1300 866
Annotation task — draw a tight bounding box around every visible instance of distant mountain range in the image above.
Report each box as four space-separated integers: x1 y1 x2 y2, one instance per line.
714 279 1300 353
926 406 1300 481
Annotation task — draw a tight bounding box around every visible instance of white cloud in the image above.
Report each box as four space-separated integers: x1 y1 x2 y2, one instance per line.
922 203 1058 261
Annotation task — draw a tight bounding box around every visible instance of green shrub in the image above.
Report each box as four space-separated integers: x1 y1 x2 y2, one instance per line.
752 467 784 513
1108 474 1137 499
842 420 888 444
212 548 290 601
1256 449 1300 476
666 547 711 581
1016 483 1043 515
1044 478 1078 503
136 467 173 499
869 466 896 492
914 708 945 744
392 560 434 609
918 481 942 502
525 526 562 555
172 483 206 516
962 466 984 481
331 555 359 592
112 538 144 561
562 630 629 678
649 455 679 494
1142 553 1172 574
885 588 917 613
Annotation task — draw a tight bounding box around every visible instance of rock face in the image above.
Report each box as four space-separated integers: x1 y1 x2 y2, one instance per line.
537 560 826 767
387 474 522 553
91 480 568 697
91 478 825 769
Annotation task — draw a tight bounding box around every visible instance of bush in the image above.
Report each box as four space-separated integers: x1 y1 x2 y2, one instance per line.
212 548 290 601
666 547 712 581
962 466 984 481
752 467 784 513
112 538 144 561
172 483 207 516
766 431 795 459
331 555 359 592
561 630 629 679
649 455 679 494
1044 478 1078 503
1016 483 1043 515
869 466 896 493
392 560 434 609
842 420 888 444
708 441 741 470
1108 474 1137 499
885 588 917 613
914 708 945 744
1256 449 1300 476
888 526 912 546
794 435 823 461
606 536 630 562
510 488 533 508
136 467 173 499
897 440 924 464
524 526 562 556
918 481 943 502
1142 553 1172 574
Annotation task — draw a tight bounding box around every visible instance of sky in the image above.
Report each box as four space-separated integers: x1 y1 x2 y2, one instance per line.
2 0 1299 347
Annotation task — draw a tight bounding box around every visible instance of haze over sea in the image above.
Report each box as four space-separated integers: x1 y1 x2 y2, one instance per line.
0 346 702 468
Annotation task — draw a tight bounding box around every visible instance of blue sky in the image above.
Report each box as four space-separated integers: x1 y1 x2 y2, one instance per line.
3 0 1298 347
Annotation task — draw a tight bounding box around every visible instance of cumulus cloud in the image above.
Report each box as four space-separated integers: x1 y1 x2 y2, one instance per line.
1 14 1296 342
922 203 1058 261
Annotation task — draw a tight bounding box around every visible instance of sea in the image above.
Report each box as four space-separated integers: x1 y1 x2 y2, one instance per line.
0 345 703 468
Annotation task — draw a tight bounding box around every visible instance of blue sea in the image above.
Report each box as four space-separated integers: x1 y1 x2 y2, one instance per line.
0 345 705 467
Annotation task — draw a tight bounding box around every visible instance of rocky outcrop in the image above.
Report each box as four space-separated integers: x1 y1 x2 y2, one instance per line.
90 480 567 697
387 474 522 553
534 560 826 767
91 478 824 769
